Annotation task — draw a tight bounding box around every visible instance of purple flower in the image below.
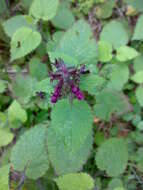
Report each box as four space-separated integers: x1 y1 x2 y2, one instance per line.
50 59 88 103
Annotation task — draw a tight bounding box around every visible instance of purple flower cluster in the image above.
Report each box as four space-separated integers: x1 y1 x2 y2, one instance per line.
50 59 89 104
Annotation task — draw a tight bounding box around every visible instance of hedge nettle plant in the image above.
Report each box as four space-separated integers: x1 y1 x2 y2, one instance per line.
0 0 143 190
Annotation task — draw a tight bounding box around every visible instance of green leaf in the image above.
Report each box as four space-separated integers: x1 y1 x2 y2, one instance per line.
3 15 36 38
51 4 75 29
10 27 41 61
94 89 131 121
8 100 27 124
0 128 14 147
116 46 139 62
132 14 143 40
136 86 143 106
124 0 143 13
0 80 7 93
12 75 37 104
11 126 49 179
47 99 93 175
55 173 94 190
133 54 143 72
95 0 115 19
108 64 129 90
0 0 7 15
98 41 113 62
55 20 97 66
34 78 53 94
29 57 48 81
47 31 64 52
30 0 59 21
80 74 106 95
100 21 129 49
132 71 143 83
96 138 128 177
0 165 10 190
108 178 123 190
137 121 143 131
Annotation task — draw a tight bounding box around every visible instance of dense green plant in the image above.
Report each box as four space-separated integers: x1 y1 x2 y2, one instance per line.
0 0 143 190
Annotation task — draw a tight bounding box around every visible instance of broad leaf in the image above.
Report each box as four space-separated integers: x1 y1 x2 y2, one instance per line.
0 128 14 147
132 14 143 40
30 0 59 21
116 46 139 62
29 57 48 81
51 3 75 29
55 20 97 66
94 89 131 121
108 64 129 90
0 165 10 190
100 21 129 49
3 15 36 38
80 74 106 95
124 0 143 12
132 71 143 83
133 54 143 72
8 100 27 124
96 138 128 177
11 126 49 179
12 75 37 104
47 99 93 174
10 27 41 61
55 173 94 190
98 41 113 62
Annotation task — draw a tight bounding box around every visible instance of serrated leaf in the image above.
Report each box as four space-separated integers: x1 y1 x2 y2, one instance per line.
8 100 27 124
55 20 97 66
100 21 129 49
96 138 128 177
80 74 106 95
98 41 113 62
51 4 75 29
132 71 143 83
0 128 14 147
11 126 49 179
136 86 143 106
30 0 59 21
10 27 41 61
3 15 36 38
47 99 93 175
132 14 143 40
116 46 139 62
108 64 129 90
55 173 94 190
0 165 10 190
94 89 131 121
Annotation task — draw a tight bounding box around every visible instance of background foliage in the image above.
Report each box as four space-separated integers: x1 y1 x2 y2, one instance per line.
0 0 143 190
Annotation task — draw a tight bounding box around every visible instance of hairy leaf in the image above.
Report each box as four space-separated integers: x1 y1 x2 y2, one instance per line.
96 138 128 177
11 126 49 179
47 99 93 174
55 173 94 190
55 20 97 66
